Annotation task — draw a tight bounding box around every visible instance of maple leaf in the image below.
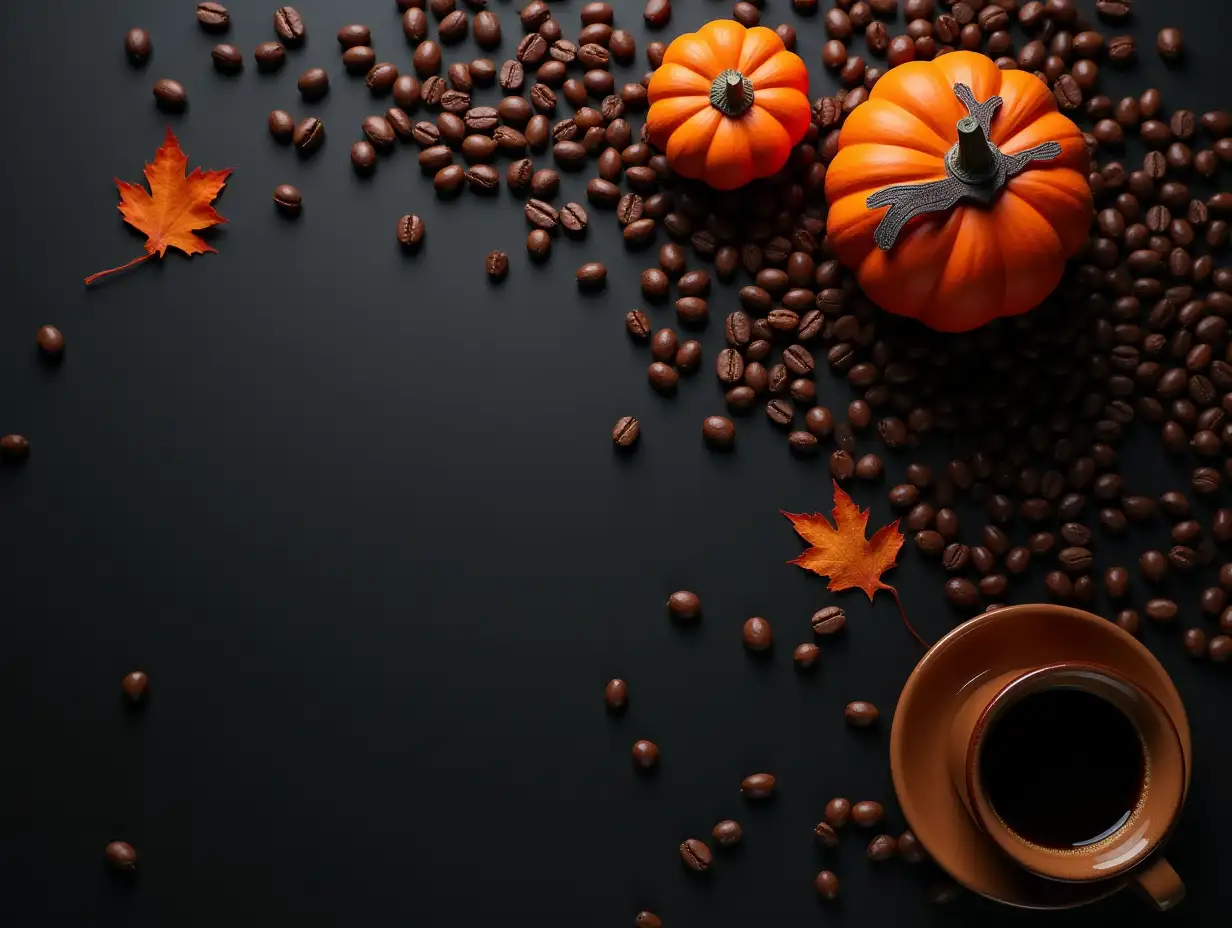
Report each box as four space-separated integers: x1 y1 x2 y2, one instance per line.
85 128 232 285
784 481 926 646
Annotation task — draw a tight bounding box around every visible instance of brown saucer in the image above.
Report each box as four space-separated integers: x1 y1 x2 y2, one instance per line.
890 605 1192 910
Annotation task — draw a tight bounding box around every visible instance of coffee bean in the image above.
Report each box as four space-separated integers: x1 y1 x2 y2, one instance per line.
852 800 884 827
856 454 883 480
396 214 425 251
814 821 839 848
125 27 152 65
266 109 296 143
815 870 840 901
635 914 662 928
484 250 509 281
413 41 442 76
272 184 302 216
702 416 735 448
644 0 672 28
810 606 846 636
679 838 712 872
273 6 305 46
121 670 148 702
845 701 879 727
767 399 794 428
351 140 376 174
292 117 323 155
741 772 776 798
433 164 466 196
1144 598 1178 623
1157 27 1183 61
632 739 659 768
1140 549 1168 583
523 199 557 231
648 362 678 393
716 348 745 385
945 577 980 609
211 43 243 73
1211 635 1232 661
675 297 708 326
868 835 898 861
712 819 743 848
743 617 772 651
105 841 138 872
575 262 607 291
604 678 628 710
152 78 186 110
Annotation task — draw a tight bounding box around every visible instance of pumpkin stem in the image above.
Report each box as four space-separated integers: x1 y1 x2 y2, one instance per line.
710 69 755 117
954 116 996 180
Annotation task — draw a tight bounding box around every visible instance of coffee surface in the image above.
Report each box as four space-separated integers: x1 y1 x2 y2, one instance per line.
980 688 1145 849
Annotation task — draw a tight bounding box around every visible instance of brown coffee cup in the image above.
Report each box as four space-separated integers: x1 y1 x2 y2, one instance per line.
948 662 1186 911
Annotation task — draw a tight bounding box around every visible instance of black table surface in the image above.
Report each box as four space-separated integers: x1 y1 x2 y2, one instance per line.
3 1 1230 925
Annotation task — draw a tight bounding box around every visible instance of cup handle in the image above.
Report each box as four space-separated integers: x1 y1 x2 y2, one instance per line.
1134 858 1185 911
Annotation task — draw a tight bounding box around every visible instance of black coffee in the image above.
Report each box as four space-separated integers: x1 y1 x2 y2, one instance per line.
980 688 1144 849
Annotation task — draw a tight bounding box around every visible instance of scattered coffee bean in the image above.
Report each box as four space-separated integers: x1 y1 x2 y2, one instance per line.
152 78 186 110
814 821 839 848
852 800 884 827
272 184 302 215
351 140 376 173
868 835 898 861
632 739 659 768
793 642 820 668
1145 598 1179 622
679 838 712 872
293 117 323 154
273 7 306 47
121 670 148 702
815 870 840 901
612 416 640 448
702 415 735 448
811 606 846 635
604 678 627 710
712 820 743 847
197 3 229 32
741 772 776 798
825 797 852 827
844 701 879 727
1157 27 1183 61
635 913 662 928
211 44 243 73
105 841 138 872
125 28 152 65
743 617 772 651
898 830 925 864
485 250 509 281
576 262 607 289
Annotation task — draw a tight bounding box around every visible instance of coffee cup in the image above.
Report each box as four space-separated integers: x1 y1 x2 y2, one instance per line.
948 661 1186 911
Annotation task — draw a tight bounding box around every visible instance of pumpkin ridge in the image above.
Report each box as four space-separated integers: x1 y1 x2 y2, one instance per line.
842 99 952 158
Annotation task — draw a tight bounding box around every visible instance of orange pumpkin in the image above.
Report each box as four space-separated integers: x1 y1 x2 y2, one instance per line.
826 52 1092 333
647 20 811 191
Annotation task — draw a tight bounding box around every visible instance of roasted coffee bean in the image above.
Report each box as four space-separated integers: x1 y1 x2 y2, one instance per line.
644 0 672 28
351 140 377 173
1145 598 1178 623
741 772 776 797
856 454 883 480
632 739 659 768
292 117 324 154
811 606 845 635
945 577 980 609
845 701 879 727
152 78 187 110
396 213 425 250
272 184 303 217
868 835 898 862
121 670 148 702
1157 27 1183 61
211 43 243 73
484 250 509 281
337 23 369 48
105 841 138 872
36 324 64 357
634 914 662 928
702 415 735 447
1140 549 1168 582
125 27 152 65
676 297 708 325
604 678 628 710
852 800 884 827
268 109 295 143
830 450 855 481
759 393 792 425
815 870 840 901
433 164 465 195
273 6 305 46
712 819 743 847
679 838 711 872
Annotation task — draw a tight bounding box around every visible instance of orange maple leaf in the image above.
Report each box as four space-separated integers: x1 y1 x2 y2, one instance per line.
86 128 232 285
784 481 926 646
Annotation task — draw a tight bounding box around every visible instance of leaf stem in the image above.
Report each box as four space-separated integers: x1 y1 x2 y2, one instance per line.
84 252 153 286
886 585 930 649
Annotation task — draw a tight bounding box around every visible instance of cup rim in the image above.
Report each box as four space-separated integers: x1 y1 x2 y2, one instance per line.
964 661 1186 883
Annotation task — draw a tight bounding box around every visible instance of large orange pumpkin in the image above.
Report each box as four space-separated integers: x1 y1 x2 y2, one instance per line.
826 52 1092 333
647 20 811 191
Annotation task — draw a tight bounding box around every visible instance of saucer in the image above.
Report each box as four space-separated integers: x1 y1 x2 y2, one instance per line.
890 605 1192 910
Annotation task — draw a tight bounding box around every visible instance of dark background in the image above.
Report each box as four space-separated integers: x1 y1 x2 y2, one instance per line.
2 1 1230 924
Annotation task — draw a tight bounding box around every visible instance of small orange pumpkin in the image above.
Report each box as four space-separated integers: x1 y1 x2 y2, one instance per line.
647 20 811 191
826 52 1093 333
